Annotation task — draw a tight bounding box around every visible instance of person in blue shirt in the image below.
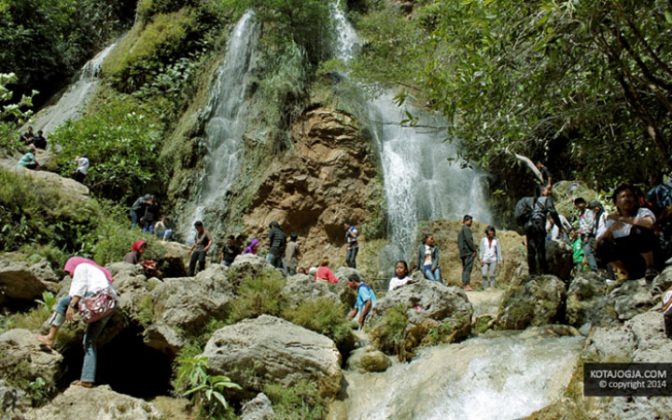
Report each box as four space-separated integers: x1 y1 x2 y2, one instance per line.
347 273 377 328
17 145 39 170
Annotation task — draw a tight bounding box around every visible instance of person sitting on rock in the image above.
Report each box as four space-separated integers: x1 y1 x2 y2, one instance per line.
347 273 377 328
315 257 339 284
154 216 173 241
72 155 89 183
242 238 260 255
19 126 34 145
37 257 116 388
31 130 47 150
123 240 146 265
595 184 659 281
222 235 241 266
388 260 411 292
17 145 39 170
189 220 212 276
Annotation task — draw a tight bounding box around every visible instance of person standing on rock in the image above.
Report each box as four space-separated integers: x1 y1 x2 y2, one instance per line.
520 186 564 276
347 273 377 328
417 234 441 283
479 226 502 289
37 257 116 388
458 215 476 290
344 222 359 268
283 232 299 275
266 221 286 269
189 221 212 276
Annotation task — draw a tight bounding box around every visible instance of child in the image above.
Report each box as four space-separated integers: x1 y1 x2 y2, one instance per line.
388 260 411 291
315 257 338 284
571 230 585 274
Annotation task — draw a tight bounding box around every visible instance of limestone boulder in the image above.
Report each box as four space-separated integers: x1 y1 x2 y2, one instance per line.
241 393 275 420
346 346 391 373
0 255 60 308
228 254 275 289
0 329 63 394
651 265 672 296
495 275 566 329
11 164 89 202
26 385 161 420
545 239 573 281
282 274 339 307
107 261 143 278
156 240 190 278
0 379 29 418
610 279 656 321
203 315 342 399
368 281 473 357
566 272 616 327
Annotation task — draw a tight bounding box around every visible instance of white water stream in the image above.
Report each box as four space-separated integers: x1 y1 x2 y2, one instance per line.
29 41 118 134
182 10 258 240
343 334 583 420
332 3 490 256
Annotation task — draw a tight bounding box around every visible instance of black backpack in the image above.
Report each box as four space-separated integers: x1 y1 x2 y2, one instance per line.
514 197 546 234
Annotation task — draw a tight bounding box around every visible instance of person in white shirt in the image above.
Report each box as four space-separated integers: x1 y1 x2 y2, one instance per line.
479 226 503 289
389 260 411 292
595 184 658 281
72 155 90 183
37 257 115 388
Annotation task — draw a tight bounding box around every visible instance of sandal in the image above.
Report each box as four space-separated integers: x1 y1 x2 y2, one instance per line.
72 380 94 388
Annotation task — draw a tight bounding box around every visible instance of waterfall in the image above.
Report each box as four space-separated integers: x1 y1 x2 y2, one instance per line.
29 41 118 134
331 4 491 256
343 334 584 419
181 10 259 241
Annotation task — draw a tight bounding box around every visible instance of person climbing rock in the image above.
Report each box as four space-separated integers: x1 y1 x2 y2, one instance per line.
36 257 116 388
457 215 476 290
189 221 212 276
347 273 377 328
344 222 359 268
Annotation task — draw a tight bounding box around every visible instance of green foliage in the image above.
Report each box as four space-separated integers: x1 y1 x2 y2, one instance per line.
263 380 326 420
50 92 164 201
173 347 240 419
35 291 56 312
369 304 409 361
228 270 286 322
282 298 351 347
0 0 133 106
0 72 36 122
18 244 68 272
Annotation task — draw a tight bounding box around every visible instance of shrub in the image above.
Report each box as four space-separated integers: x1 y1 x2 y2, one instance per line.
228 270 286 322
369 304 409 361
282 298 352 350
50 92 164 201
264 380 326 420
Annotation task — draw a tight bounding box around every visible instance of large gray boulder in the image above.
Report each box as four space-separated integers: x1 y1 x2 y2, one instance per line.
610 279 656 321
566 272 616 327
651 265 672 296
227 254 275 289
496 275 566 329
203 315 342 399
0 379 29 418
282 274 339 307
0 255 60 307
26 385 161 420
0 329 63 395
367 281 473 358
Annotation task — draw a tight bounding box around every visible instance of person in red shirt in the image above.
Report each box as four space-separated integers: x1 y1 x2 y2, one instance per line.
315 257 339 283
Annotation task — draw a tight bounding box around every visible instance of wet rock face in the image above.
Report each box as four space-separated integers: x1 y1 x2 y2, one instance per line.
203 315 342 400
242 106 381 268
495 275 566 330
346 346 391 373
0 329 63 394
26 385 162 420
368 281 473 358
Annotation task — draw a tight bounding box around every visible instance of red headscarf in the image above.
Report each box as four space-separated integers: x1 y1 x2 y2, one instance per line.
131 240 146 253
63 257 113 283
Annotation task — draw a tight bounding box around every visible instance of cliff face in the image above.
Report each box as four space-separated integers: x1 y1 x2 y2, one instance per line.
241 106 382 268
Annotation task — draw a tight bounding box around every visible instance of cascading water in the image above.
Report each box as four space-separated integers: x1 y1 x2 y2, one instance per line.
182 10 258 240
343 334 584 420
331 4 490 257
29 41 118 134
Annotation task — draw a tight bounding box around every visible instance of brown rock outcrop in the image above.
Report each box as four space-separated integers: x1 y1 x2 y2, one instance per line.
242 107 381 269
